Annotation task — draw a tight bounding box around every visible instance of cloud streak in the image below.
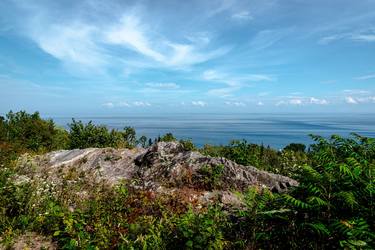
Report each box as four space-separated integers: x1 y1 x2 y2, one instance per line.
14 2 230 73
319 29 375 44
102 101 151 108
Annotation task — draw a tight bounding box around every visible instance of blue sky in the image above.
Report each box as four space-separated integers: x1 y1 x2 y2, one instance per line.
0 0 375 115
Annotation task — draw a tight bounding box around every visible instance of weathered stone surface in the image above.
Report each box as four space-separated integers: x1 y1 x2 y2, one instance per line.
134 142 298 192
17 141 298 207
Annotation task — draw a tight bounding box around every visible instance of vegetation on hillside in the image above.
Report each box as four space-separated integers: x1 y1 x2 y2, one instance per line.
0 111 374 249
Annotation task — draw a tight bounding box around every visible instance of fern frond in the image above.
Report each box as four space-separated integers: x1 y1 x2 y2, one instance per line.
282 194 311 209
339 164 353 179
307 196 329 207
303 222 330 236
335 191 357 208
301 165 321 180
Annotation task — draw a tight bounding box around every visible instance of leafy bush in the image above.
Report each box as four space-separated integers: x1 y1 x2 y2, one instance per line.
201 140 308 176
160 133 176 142
68 120 142 149
0 111 69 153
283 143 306 152
197 164 225 190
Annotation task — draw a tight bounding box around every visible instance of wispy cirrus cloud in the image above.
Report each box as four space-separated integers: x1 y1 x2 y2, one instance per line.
13 2 230 73
231 11 253 21
145 82 180 90
319 29 375 44
203 68 273 87
343 89 371 95
105 14 230 68
249 29 292 51
203 69 275 97
31 23 107 69
354 74 375 81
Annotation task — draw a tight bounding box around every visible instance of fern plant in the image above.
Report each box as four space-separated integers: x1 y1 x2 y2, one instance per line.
281 134 375 248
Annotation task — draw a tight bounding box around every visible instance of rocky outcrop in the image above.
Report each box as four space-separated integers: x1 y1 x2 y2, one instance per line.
16 141 298 208
134 142 297 192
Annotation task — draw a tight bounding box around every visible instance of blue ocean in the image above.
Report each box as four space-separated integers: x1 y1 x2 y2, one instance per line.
52 113 375 150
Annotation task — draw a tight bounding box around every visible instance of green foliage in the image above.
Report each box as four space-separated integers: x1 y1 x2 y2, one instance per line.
0 111 69 153
159 132 176 142
198 164 225 190
122 126 137 148
68 120 142 149
137 135 148 148
283 143 306 152
201 139 308 177
172 207 228 249
274 134 375 248
0 111 70 164
179 139 197 151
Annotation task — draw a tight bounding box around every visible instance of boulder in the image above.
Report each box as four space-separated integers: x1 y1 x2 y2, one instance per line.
16 141 298 208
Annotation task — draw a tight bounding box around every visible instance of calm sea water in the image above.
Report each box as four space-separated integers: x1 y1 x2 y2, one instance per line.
52 113 375 149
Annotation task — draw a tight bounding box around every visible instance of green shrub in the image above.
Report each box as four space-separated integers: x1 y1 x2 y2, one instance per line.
198 164 225 190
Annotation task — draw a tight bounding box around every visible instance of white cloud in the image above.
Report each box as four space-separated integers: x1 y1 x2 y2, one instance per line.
343 89 371 95
258 92 270 97
203 69 274 98
345 95 375 104
319 30 375 44
133 101 151 107
225 101 246 107
275 100 286 106
104 14 230 68
257 101 264 106
102 102 114 108
345 96 358 104
19 3 230 72
318 34 345 45
202 70 222 81
351 34 375 42
186 32 211 45
31 23 107 68
207 87 238 98
310 97 328 105
241 74 274 82
192 101 207 107
249 29 291 50
118 101 131 107
202 70 274 86
145 82 180 89
102 101 150 108
354 74 375 81
207 0 235 17
289 99 303 105
276 97 329 106
231 11 253 21
105 15 165 62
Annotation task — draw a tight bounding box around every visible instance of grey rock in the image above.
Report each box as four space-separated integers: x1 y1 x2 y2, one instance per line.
17 141 298 207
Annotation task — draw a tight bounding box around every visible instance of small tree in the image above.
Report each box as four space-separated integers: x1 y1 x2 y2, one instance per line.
160 133 176 142
137 135 148 148
122 127 136 148
283 143 306 152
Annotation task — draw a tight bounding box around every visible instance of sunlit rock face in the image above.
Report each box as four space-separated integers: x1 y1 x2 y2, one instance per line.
17 142 298 208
